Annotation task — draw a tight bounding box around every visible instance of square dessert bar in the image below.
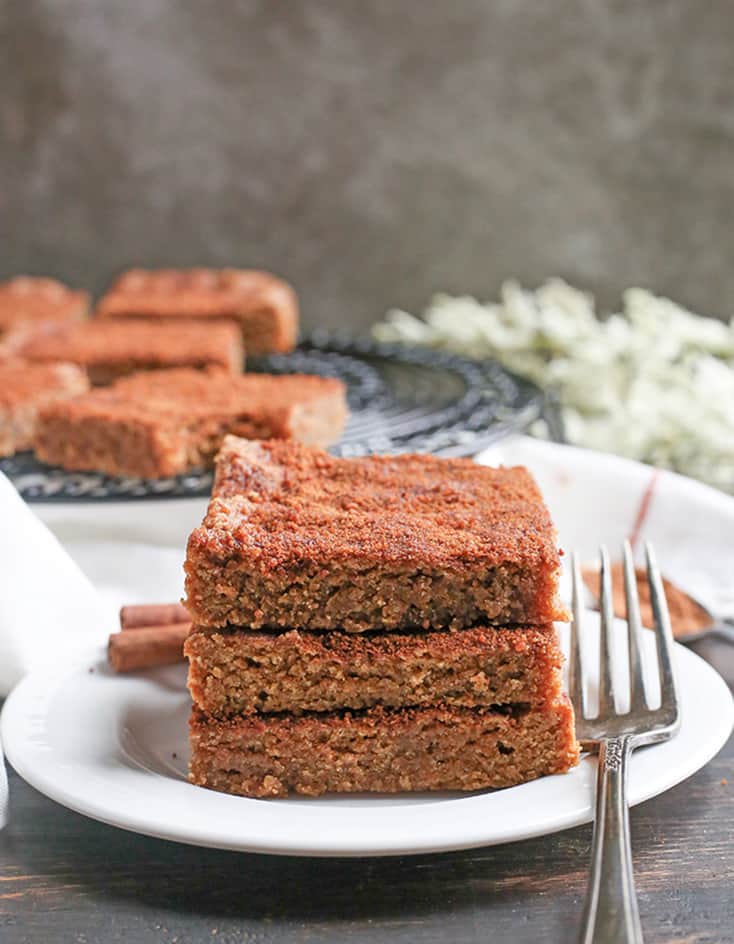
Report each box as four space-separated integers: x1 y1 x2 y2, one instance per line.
185 438 567 632
34 369 348 479
96 268 298 354
0 276 89 336
0 360 89 456
185 624 564 718
10 319 244 384
189 699 579 797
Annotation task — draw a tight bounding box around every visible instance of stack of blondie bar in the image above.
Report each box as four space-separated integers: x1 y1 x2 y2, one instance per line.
184 436 579 798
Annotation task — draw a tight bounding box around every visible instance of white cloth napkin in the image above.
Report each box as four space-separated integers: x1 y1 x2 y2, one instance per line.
0 472 207 825
0 471 106 826
0 472 110 695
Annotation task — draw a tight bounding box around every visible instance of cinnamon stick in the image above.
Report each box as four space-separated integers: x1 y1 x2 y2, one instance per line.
120 602 189 630
108 622 191 672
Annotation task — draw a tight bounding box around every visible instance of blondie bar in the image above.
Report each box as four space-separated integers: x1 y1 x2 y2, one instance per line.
185 624 564 717
189 699 579 797
34 370 347 478
185 438 566 632
96 268 297 354
12 319 243 383
0 276 88 336
0 360 89 456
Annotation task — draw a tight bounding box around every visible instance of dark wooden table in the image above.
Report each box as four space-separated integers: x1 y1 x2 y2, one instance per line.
1 635 732 944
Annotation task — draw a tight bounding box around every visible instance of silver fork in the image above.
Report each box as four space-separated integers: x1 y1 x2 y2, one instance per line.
570 541 681 944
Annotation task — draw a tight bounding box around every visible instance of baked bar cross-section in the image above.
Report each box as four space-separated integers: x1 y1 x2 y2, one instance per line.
185 437 568 632
189 699 579 798
185 624 565 718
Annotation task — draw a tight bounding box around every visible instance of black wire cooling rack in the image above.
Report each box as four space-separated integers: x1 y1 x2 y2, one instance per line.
0 333 556 502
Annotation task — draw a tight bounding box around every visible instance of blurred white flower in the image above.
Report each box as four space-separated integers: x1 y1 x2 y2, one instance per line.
373 279 734 492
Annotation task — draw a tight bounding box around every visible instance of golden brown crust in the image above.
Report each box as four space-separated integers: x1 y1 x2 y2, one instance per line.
188 698 580 797
184 438 566 630
185 624 564 717
0 276 89 334
96 268 298 354
12 319 244 382
206 439 556 566
34 371 347 478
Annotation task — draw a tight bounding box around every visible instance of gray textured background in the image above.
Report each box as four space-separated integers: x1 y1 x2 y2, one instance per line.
1 0 733 330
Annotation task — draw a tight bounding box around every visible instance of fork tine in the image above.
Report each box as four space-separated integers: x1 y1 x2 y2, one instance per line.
623 540 648 711
598 545 616 718
598 546 616 717
569 551 586 718
645 542 679 716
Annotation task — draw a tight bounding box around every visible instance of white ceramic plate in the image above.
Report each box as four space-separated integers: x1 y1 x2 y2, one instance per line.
4 438 734 856
2 620 731 857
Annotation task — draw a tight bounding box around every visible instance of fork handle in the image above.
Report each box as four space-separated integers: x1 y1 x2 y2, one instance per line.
579 736 643 944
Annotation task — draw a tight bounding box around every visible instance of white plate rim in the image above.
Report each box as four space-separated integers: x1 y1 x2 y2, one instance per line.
2 637 732 858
